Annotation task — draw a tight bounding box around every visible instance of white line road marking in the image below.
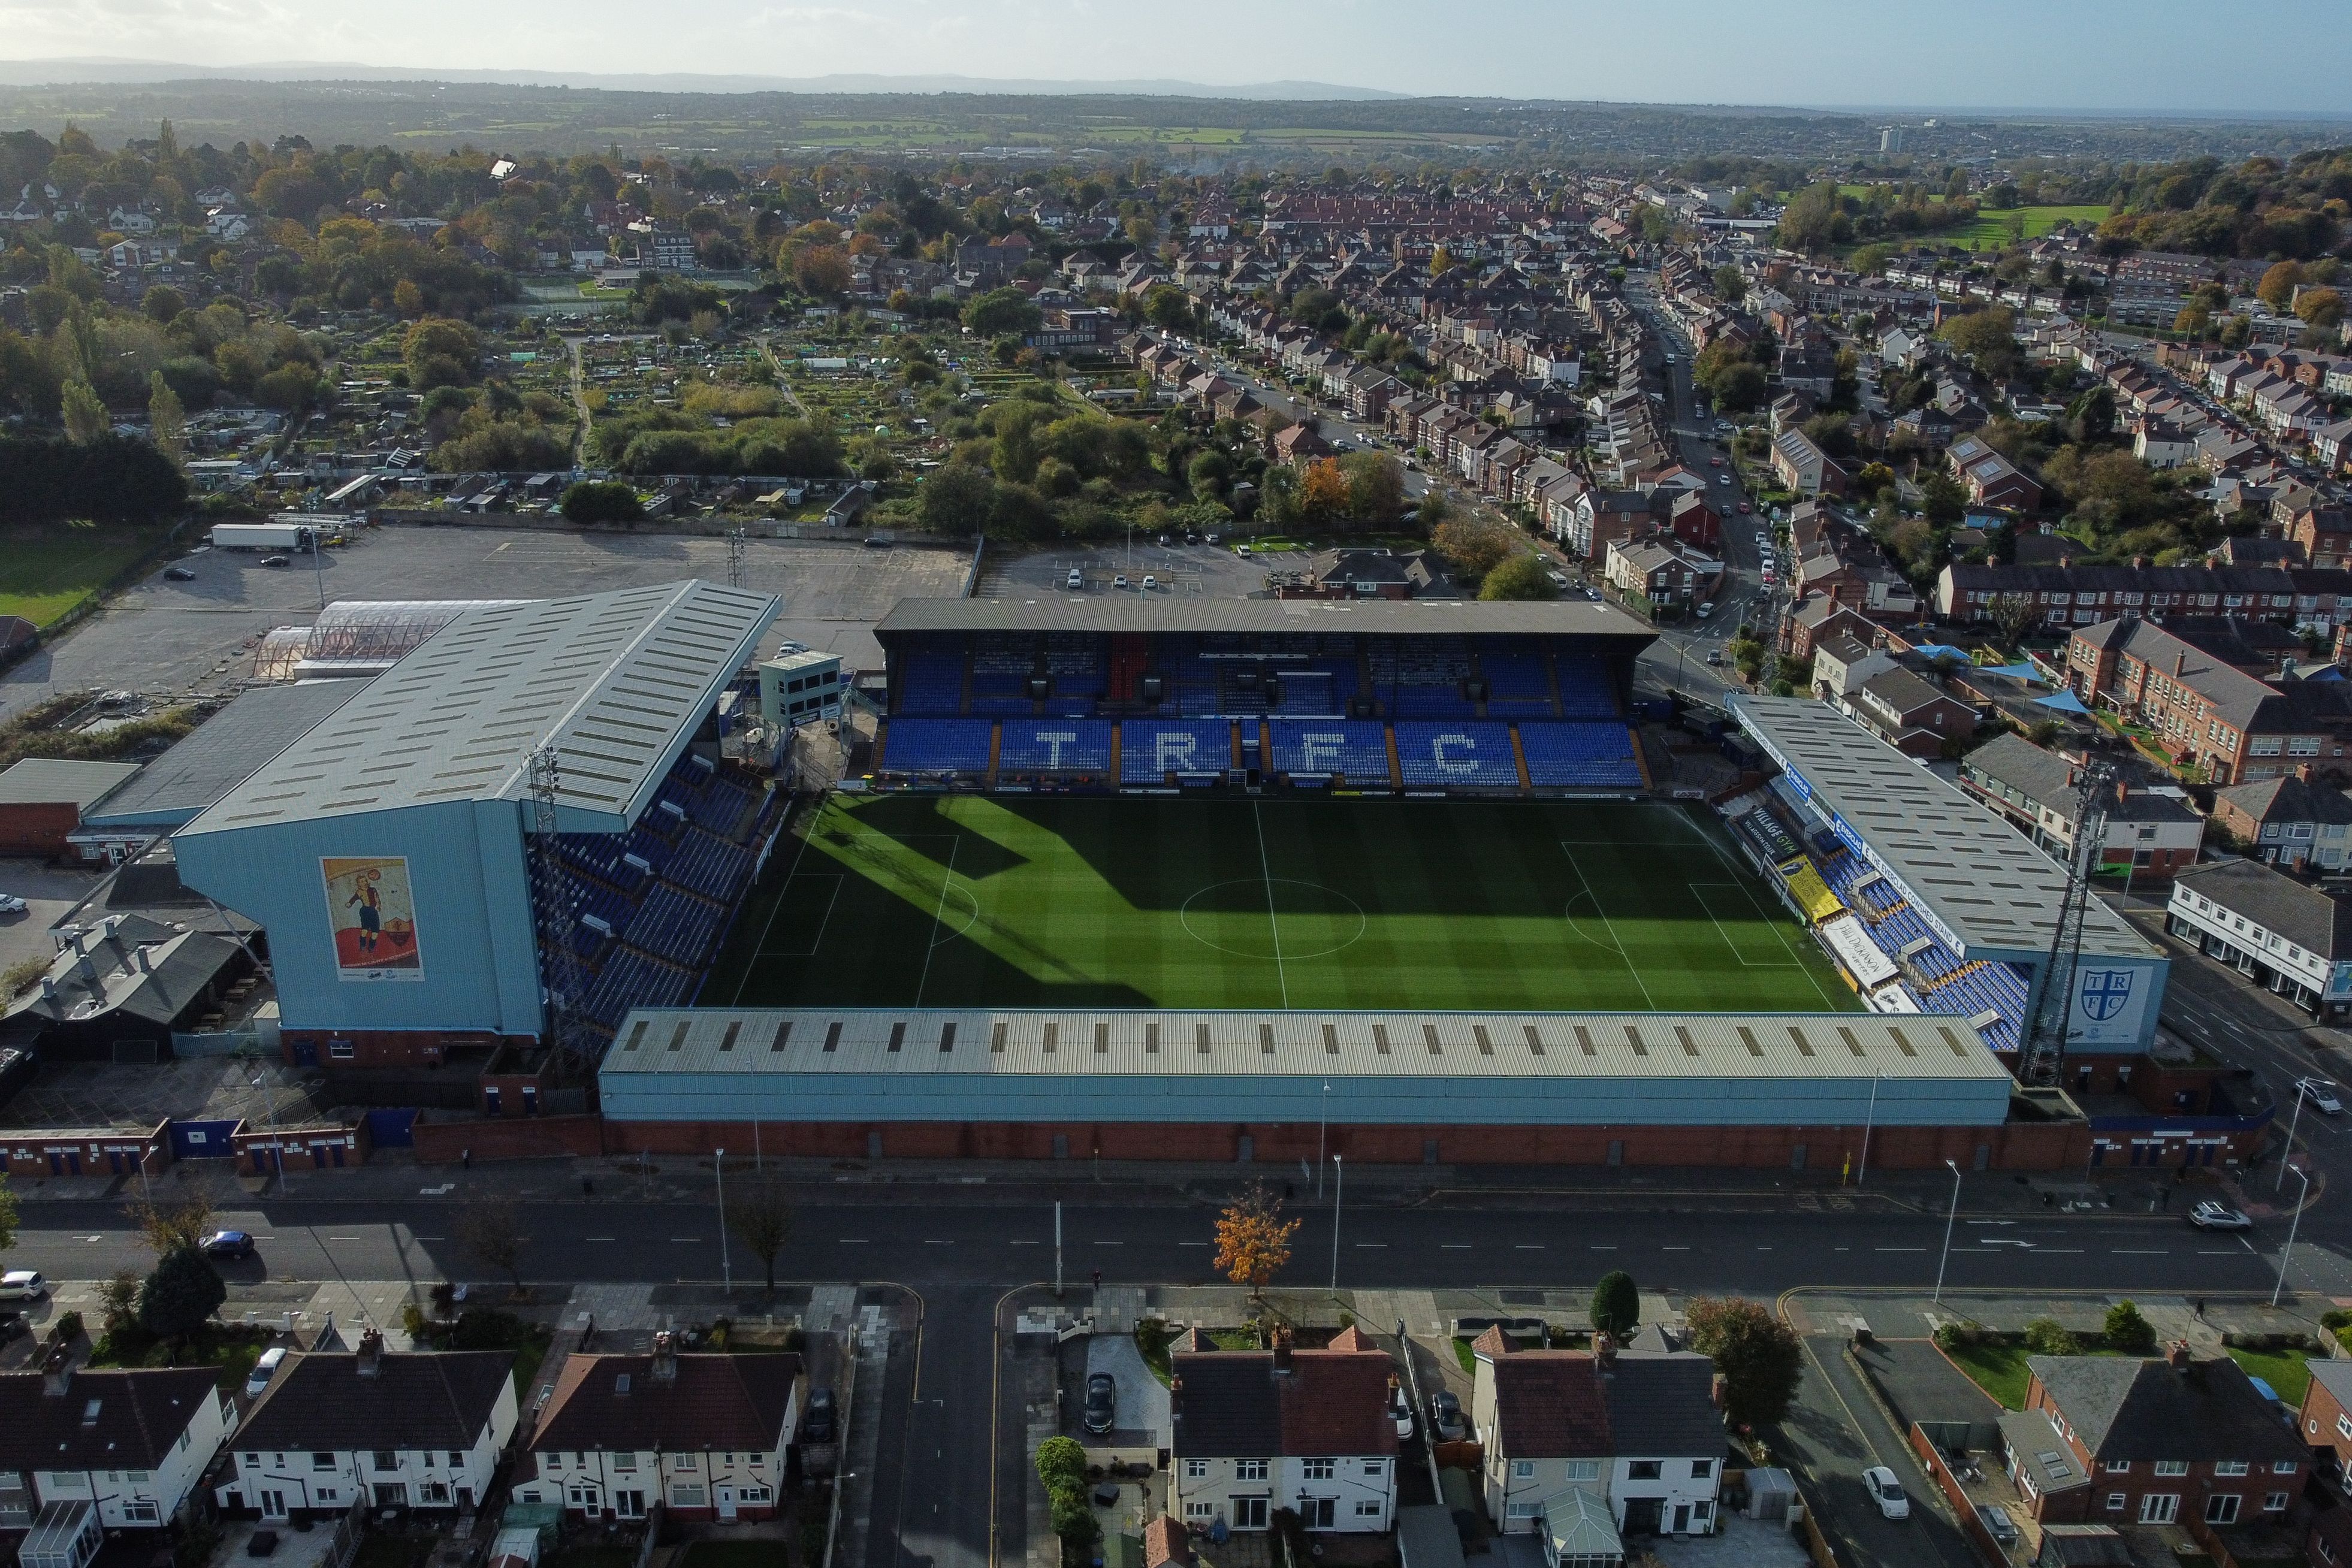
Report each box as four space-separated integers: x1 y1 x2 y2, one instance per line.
1876 1247 1926 1253
1590 1244 1617 1250
1252 799 1288 1007
1355 1243 1387 1249
1514 1244 1544 1250
2112 1249 2169 1255
1441 1244 1472 1250
1010 1240 1040 1246
1663 1246 1690 1251
584 1237 616 1243
1179 1241 1207 1248
328 1236 361 1241
669 1237 701 1243
1094 1240 1124 1246
2039 1248 2084 1254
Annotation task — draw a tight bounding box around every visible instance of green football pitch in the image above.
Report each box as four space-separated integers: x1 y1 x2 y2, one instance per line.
701 794 1863 1014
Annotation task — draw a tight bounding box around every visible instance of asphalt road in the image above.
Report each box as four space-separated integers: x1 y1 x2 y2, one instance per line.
4 1192 2296 1299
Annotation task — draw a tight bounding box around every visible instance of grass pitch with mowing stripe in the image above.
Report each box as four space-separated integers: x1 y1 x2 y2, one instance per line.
702 794 1862 1014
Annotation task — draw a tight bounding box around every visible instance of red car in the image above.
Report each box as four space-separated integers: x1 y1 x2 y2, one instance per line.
1737 500 1752 514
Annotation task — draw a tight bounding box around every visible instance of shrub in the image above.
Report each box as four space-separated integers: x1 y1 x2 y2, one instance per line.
2023 1318 2077 1356
449 1308 529 1351
1134 1318 1172 1362
2104 1300 2157 1355
1034 1436 1088 1492
560 479 644 523
51 1310 84 1345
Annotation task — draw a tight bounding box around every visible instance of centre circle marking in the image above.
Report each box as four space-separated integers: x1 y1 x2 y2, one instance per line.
1179 879 1368 962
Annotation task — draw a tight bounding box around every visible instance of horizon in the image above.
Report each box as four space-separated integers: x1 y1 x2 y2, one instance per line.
1 0 2346 117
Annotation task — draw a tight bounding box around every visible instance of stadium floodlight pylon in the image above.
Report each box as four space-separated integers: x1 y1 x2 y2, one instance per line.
2021 759 2112 1087
526 745 594 1087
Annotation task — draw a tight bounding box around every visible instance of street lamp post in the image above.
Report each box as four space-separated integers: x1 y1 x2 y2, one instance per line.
714 1147 731 1294
1932 1158 1962 1305
2281 1078 2313 1194
1318 1082 1330 1198
1329 1155 1344 1289
2274 1162 2311 1308
251 1072 286 1196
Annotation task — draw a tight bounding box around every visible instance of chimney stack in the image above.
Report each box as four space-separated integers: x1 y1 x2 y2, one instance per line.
40 1342 73 1397
2166 1340 2191 1373
357 1327 384 1377
134 947 152 975
2175 651 2187 677
651 1329 679 1385
1595 1331 1619 1370
1270 1326 1294 1374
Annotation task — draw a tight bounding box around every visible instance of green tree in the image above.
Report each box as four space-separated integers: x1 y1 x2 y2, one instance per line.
401 317 480 391
147 372 185 468
2257 261 2305 312
137 1247 226 1345
1685 1295 1803 1428
0 1173 15 1255
458 1204 527 1297
1939 306 2020 378
963 286 1042 339
2103 1300 2156 1355
61 376 107 445
1480 554 1558 601
1589 1270 1641 1338
1144 285 1195 334
917 463 998 537
560 481 644 522
1712 265 1747 303
727 1177 792 1296
140 285 185 324
1432 518 1515 582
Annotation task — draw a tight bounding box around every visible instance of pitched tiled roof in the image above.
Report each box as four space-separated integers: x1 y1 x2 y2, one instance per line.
2175 859 2352 960
0 1367 220 1470
2215 774 2352 827
1170 1348 1399 1460
1489 1354 1613 1459
1600 1356 1720 1457
529 1353 800 1456
2029 1354 2305 1464
235 1351 514 1454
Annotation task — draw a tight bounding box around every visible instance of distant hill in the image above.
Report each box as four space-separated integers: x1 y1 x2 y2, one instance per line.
0 59 1408 99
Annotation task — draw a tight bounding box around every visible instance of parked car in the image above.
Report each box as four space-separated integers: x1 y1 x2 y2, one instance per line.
1710 456 1724 467
2188 1201 2253 1231
802 1387 838 1444
1065 569 1083 591
1388 1384 1415 1442
202 1229 256 1259
246 1346 288 1398
1429 1389 1466 1442
1696 603 1714 618
1113 574 1130 590
2299 1077 2342 1114
259 554 289 568
164 566 198 581
1142 575 1158 592
0 895 25 916
1234 545 1251 558
0 1271 47 1301
1863 1467 1910 1520
1706 651 1725 667
1083 1373 1117 1435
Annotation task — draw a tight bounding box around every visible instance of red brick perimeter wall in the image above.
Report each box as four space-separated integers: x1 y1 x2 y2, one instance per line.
415 1114 604 1163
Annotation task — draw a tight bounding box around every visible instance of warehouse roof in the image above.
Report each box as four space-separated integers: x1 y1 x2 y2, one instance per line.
0 757 141 808
180 581 777 833
600 1006 2012 1083
1729 696 2154 960
875 594 1655 641
83 681 364 829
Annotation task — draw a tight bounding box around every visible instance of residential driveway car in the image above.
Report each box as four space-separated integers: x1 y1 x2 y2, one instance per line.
1083 1332 1170 1445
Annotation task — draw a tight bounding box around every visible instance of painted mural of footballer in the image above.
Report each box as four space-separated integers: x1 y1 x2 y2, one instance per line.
322 856 424 978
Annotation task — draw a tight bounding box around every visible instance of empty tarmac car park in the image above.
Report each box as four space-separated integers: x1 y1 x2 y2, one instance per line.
980 539 1261 598
0 524 968 723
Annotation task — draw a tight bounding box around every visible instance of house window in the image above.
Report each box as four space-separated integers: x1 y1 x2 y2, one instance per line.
2336 1413 2351 1442
120 1501 159 1524
1362 1460 1387 1478
1184 1461 1209 1481
672 1484 706 1508
1692 1460 1713 1479
2215 1461 2250 1476
1628 1461 1663 1481
312 1454 336 1470
2266 1491 2290 1512
672 1456 698 1473
315 1490 337 1503
1185 1504 1216 1521
372 1452 399 1473
2104 1461 2131 1474
449 1454 465 1469
2154 1460 2188 1477
1234 1461 1268 1482
614 1455 636 1472
2275 1460 2300 1474
2140 1494 2179 1524
1565 1460 1601 1482
1355 1500 1382 1518
1506 1502 1543 1519
1303 1460 1335 1481
419 1482 450 1505
1512 1460 1536 1480
2206 1494 2241 1525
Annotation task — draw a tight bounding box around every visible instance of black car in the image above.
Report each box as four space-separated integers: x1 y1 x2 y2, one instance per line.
802 1386 837 1445
1083 1372 1116 1435
164 566 198 581
200 1229 256 1259
259 555 290 568
1429 1388 1465 1442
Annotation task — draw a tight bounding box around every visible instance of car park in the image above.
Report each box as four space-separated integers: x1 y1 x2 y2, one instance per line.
1066 569 1083 591
0 1271 47 1301
203 1229 256 1259
1083 1372 1118 1435
2188 1201 2253 1231
1113 575 1129 590
1864 1467 1910 1520
2299 1077 2342 1114
259 555 290 567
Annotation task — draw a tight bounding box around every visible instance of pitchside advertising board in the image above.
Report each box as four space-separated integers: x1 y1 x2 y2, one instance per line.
2066 959 2160 1048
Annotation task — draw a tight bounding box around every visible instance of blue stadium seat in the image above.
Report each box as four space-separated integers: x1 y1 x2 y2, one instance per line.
1553 654 1621 719
882 719 993 774
1269 720 1391 781
1121 720 1233 782
997 720 1113 774
1393 722 1519 788
895 649 966 715
1518 722 1641 787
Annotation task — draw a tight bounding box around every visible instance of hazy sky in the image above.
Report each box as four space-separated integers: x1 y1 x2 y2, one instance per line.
5 0 2349 113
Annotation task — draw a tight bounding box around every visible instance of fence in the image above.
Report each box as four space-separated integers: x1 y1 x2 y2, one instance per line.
820 1317 860 1568
171 1030 261 1058
1907 1425 2010 1568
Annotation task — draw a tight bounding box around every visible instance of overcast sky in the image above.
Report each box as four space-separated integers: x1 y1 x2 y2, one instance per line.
5 0 2348 114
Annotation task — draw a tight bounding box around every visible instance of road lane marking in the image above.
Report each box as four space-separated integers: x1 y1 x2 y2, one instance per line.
1876 1247 1925 1253
668 1237 701 1243
1589 1245 1617 1251
923 1239 952 1246
1514 1245 1544 1250
840 1238 868 1244
1441 1244 1472 1250
1093 1240 1123 1246
327 1235 362 1242
1178 1241 1207 1248
2113 1249 2169 1255
1662 1246 1690 1252
1355 1243 1387 1249
1010 1240 1040 1246
584 1237 616 1243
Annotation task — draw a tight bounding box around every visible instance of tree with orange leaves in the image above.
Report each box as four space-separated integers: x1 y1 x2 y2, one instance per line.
1212 1182 1300 1304
1299 457 1352 527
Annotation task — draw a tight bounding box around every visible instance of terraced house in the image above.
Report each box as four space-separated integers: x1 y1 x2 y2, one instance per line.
2067 615 2352 784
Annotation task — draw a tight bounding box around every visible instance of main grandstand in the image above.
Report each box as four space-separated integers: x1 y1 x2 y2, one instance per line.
868 597 1654 793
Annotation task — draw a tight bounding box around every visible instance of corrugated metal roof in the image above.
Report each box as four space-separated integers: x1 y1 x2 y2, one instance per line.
600 1006 2012 1083
1730 695 2154 960
81 681 364 827
0 758 141 808
179 581 777 832
874 596 1656 640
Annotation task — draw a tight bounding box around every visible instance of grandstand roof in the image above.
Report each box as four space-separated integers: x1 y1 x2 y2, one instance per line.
1728 695 2155 960
603 1005 2010 1084
875 596 1656 641
179 581 777 835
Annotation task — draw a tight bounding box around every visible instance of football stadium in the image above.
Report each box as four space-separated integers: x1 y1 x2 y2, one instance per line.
155 582 2271 1173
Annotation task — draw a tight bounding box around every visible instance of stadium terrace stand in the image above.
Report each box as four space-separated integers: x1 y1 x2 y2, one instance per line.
997 720 1113 775
879 719 994 776
1119 720 1234 783
1518 721 1641 788
1269 720 1393 782
1394 722 1521 788
870 599 1656 798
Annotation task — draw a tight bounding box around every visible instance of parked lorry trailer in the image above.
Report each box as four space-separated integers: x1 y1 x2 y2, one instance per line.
210 521 316 550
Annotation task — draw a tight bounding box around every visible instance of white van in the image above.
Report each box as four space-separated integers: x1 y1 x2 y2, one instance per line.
247 1346 288 1399
1065 569 1083 591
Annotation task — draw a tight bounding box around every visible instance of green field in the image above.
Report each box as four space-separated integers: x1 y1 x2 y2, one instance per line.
1942 204 2115 249
0 523 161 627
703 796 1859 1014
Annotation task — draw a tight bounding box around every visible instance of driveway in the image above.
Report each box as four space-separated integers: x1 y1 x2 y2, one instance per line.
1082 1331 1171 1446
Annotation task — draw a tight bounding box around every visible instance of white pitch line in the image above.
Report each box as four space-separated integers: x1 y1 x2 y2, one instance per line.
1252 799 1289 1008
912 835 964 1008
